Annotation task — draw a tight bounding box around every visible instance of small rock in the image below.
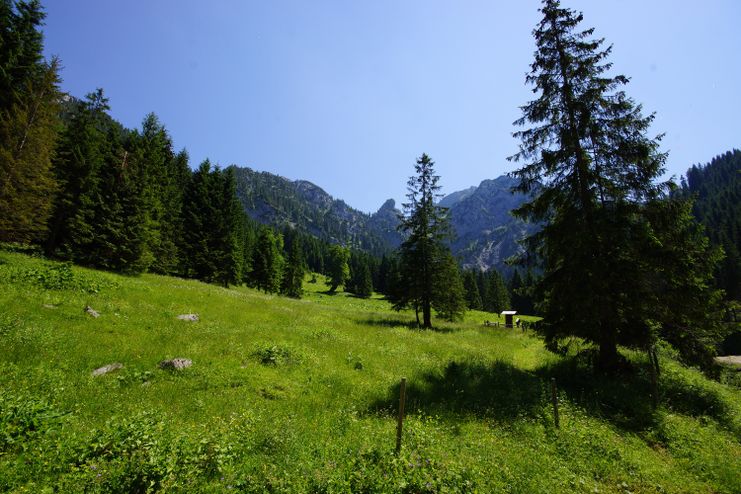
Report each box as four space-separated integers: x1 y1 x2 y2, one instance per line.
177 314 199 322
92 363 123 376
158 358 192 370
84 306 100 318
42 304 57 309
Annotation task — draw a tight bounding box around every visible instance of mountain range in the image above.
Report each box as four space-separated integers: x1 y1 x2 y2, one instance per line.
232 166 535 273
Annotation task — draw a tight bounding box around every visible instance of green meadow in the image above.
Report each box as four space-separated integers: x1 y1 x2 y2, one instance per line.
0 250 739 493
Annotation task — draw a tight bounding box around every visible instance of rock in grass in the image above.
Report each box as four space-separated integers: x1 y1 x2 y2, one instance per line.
177 314 199 322
42 304 57 309
159 358 192 370
92 363 123 376
84 305 100 318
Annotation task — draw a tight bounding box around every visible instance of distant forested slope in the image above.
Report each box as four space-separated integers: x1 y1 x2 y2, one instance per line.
683 150 741 299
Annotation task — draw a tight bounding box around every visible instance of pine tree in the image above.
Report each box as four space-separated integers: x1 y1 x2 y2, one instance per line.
395 153 458 328
133 113 180 274
281 231 305 298
432 250 466 321
327 244 350 293
485 269 511 314
0 1 60 244
462 270 483 310
212 167 246 287
47 89 111 261
251 227 283 293
181 160 218 281
510 0 719 371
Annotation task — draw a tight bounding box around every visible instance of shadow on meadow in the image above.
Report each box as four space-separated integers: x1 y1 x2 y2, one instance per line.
537 351 737 434
368 360 545 419
358 317 461 333
367 353 738 435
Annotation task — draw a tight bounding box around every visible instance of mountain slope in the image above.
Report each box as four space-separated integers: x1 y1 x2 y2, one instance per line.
232 165 535 272
683 149 741 299
444 175 537 273
232 166 401 255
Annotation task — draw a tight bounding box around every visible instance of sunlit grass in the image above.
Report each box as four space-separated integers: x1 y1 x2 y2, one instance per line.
0 251 739 493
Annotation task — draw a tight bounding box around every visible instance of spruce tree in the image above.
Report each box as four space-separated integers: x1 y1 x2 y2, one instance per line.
327 244 350 293
463 270 483 310
0 1 60 244
395 153 458 328
281 231 305 298
511 0 719 371
251 228 283 293
486 269 511 314
47 89 110 261
432 250 466 321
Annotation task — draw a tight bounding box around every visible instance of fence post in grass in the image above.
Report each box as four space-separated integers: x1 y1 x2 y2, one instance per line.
649 345 659 410
396 377 407 454
550 377 560 429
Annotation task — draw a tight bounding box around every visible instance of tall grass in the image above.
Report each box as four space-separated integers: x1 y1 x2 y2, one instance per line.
0 251 739 493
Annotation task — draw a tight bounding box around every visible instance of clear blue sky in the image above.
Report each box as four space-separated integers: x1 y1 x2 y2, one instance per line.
42 0 740 213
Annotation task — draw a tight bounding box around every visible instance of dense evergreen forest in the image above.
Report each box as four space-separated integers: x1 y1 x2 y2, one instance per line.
682 150 741 300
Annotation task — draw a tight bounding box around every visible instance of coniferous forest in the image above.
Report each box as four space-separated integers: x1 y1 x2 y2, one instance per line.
1 1 740 491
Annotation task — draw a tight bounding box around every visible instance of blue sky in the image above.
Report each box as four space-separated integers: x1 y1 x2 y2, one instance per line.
42 1 740 213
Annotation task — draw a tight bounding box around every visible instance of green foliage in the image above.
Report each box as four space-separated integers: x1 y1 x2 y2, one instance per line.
252 343 303 366
0 0 60 244
280 231 305 298
0 259 117 293
432 250 466 321
395 154 464 328
326 244 350 293
250 227 284 293
346 250 374 298
484 268 510 313
510 0 719 371
682 150 741 300
0 252 739 493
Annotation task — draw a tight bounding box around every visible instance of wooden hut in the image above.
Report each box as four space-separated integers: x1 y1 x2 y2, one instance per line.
501 310 517 328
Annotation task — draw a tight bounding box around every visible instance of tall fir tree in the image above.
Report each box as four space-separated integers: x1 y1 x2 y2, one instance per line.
251 227 283 293
485 269 511 314
0 1 60 243
133 113 180 274
281 230 305 298
47 89 111 261
432 249 466 321
510 0 720 371
326 244 350 293
462 270 483 310
395 153 461 328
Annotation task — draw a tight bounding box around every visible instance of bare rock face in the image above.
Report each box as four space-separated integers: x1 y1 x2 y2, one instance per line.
92 363 123 376
84 306 100 318
177 314 199 322
158 358 192 370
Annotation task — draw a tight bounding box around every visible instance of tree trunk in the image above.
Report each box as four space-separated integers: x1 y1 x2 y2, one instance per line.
597 326 620 372
422 299 432 329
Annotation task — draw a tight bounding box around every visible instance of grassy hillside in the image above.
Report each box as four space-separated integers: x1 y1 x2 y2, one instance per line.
0 251 739 493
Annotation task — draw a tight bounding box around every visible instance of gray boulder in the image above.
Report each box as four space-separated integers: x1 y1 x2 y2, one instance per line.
177 314 199 322
92 363 123 376
159 358 192 370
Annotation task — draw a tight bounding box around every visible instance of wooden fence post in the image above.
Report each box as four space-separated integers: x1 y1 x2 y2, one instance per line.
650 346 659 410
396 377 407 454
550 377 560 429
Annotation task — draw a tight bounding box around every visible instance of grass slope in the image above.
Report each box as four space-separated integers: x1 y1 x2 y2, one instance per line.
0 251 739 493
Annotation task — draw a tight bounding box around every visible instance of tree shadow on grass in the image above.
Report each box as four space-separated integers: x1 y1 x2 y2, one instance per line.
535 351 738 434
367 360 545 420
357 317 461 333
366 352 738 436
